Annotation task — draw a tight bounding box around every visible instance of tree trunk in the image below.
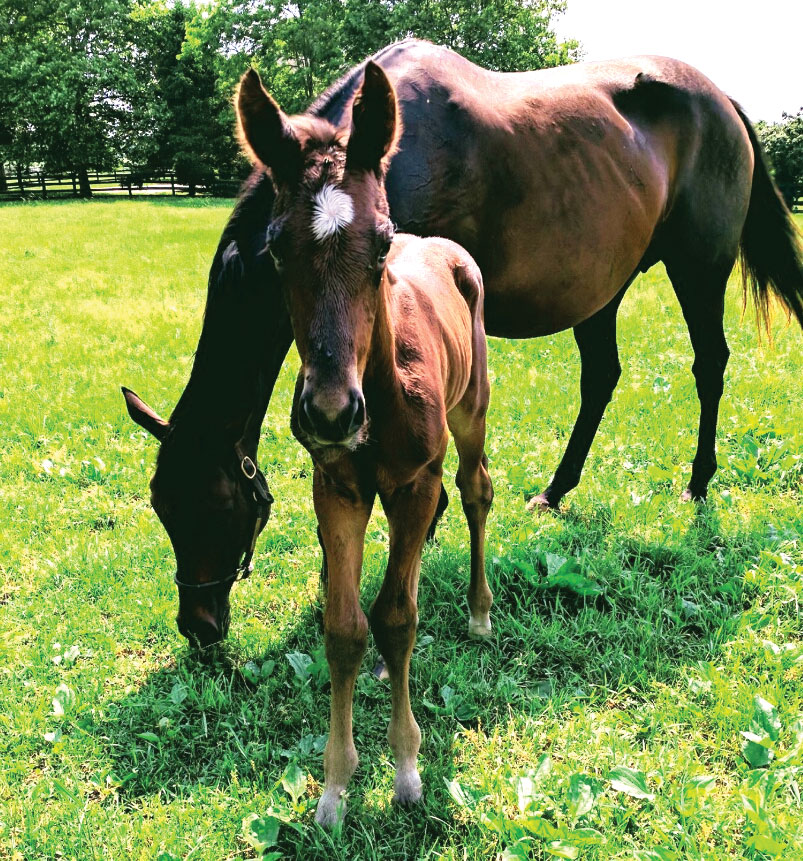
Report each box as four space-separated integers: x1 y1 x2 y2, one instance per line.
77 165 92 198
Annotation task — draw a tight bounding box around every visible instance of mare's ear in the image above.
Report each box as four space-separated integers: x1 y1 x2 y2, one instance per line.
236 67 302 185
121 387 170 442
346 61 399 174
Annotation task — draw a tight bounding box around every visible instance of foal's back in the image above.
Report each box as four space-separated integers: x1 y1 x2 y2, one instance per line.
380 234 484 415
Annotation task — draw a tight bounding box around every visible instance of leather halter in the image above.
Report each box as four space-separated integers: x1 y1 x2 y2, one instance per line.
173 442 273 591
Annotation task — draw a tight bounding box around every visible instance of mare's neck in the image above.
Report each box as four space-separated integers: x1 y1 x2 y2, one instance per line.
169 172 288 449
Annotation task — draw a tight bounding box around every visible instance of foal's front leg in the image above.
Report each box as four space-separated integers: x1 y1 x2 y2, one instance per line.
370 464 444 806
313 465 374 828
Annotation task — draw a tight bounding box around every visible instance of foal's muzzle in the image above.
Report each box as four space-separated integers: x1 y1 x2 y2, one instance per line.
299 388 365 444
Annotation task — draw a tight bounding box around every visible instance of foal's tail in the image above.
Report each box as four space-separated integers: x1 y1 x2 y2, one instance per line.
732 100 803 331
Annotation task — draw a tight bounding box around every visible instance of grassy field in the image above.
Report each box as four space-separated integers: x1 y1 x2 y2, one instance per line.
0 199 801 860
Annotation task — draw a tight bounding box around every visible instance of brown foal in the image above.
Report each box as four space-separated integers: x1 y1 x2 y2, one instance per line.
237 62 493 825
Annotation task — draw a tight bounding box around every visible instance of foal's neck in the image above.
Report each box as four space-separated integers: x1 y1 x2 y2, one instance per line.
364 270 403 400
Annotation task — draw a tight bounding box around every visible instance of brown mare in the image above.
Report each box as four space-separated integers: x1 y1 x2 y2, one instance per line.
234 59 494 825
123 39 803 647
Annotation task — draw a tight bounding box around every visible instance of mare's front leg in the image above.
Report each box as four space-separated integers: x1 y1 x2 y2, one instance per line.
528 287 627 511
313 464 374 828
370 460 445 806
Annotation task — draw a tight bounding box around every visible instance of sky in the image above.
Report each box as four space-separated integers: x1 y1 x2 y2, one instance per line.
554 0 802 123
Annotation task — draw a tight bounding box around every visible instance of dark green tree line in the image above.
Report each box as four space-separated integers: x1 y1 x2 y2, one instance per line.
0 0 579 194
757 109 803 209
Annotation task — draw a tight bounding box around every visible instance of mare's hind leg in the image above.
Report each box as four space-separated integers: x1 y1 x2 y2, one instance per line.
665 259 731 501
529 287 627 511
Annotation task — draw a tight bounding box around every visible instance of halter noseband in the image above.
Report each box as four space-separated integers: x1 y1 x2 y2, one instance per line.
173 444 273 591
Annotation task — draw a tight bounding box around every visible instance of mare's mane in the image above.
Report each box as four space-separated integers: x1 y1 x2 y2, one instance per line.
166 171 276 435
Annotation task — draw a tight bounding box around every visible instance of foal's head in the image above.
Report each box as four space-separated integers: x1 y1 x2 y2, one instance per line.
237 62 399 450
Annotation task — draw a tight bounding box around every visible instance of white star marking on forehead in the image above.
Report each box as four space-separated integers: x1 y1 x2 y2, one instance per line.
311 184 354 241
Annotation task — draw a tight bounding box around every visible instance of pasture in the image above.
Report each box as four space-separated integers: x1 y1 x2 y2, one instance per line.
1 199 801 860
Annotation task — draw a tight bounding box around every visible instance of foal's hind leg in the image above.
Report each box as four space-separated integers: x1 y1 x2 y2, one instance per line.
448 402 494 637
665 259 731 501
529 287 628 511
425 484 449 542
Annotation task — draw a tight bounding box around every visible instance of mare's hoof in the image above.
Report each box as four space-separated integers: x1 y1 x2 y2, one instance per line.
526 493 557 513
681 487 706 503
393 770 423 807
315 789 347 829
468 614 492 639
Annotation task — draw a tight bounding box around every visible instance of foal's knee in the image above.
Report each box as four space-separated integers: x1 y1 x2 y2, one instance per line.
370 595 417 667
324 610 369 674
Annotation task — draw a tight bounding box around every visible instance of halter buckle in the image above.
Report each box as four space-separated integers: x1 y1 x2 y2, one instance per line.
241 456 257 480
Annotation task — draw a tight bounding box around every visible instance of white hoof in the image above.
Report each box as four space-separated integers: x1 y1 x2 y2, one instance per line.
468 613 492 638
315 788 347 829
393 768 422 807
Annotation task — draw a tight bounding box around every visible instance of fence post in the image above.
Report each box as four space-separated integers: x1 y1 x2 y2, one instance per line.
71 173 77 196
170 173 175 195
40 171 47 199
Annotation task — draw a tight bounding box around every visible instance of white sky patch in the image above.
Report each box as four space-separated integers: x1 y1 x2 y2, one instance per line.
311 185 354 241
554 0 801 123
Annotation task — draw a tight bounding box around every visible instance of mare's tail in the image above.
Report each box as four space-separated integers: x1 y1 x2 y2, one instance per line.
731 100 803 330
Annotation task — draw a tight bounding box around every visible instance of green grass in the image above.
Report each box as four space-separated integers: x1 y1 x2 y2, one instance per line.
0 199 801 860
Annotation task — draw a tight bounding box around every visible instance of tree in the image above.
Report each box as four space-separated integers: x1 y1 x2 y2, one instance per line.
211 0 579 116
140 2 241 191
0 0 142 195
387 0 579 71
757 109 803 210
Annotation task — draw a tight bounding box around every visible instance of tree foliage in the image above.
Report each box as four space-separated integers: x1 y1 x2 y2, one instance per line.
757 109 803 209
0 0 141 193
0 0 579 183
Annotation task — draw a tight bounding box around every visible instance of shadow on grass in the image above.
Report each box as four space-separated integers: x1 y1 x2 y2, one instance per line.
90 500 763 857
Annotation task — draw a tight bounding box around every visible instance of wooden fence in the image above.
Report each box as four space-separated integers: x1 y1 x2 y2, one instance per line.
0 169 242 202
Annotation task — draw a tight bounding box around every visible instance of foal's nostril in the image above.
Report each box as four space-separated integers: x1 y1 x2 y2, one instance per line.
344 389 365 437
300 393 316 435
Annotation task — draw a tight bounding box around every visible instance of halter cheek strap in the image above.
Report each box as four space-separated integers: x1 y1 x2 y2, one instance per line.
173 444 273 591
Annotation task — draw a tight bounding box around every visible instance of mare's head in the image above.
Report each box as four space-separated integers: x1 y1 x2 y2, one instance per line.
236 62 399 450
121 386 272 648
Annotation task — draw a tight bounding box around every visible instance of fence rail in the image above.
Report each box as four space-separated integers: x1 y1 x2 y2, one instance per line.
0 169 242 202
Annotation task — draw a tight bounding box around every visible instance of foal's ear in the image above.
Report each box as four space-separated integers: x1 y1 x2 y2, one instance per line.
121 387 170 442
236 67 302 184
346 61 399 174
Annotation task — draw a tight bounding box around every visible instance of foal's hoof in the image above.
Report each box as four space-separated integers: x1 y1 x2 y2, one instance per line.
681 487 706 503
393 769 423 807
373 660 390 681
468 613 493 639
526 493 557 514
315 789 347 829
